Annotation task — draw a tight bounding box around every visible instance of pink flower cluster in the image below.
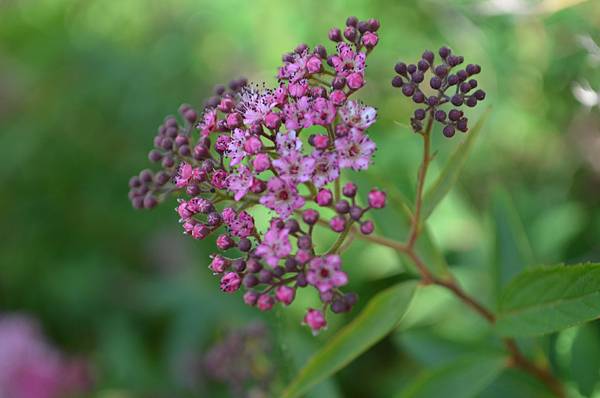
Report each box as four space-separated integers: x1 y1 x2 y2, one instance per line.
0 314 91 398
128 16 387 334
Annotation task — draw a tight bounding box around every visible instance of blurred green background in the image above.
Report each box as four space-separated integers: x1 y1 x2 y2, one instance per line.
1 0 599 397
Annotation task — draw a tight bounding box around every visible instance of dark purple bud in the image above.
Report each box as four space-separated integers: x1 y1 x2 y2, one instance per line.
434 65 448 78
284 258 298 272
350 206 363 221
414 108 426 120
357 20 369 33
346 15 358 27
343 26 357 41
412 91 425 104
298 235 312 250
164 116 178 128
148 150 162 163
132 196 144 209
214 84 226 95
333 76 346 89
474 89 486 100
143 195 158 209
411 71 424 83
193 145 209 160
247 258 262 273
342 182 357 198
302 209 319 225
184 109 197 123
335 200 350 214
402 84 415 97
272 266 285 277
206 212 222 226
368 18 380 32
468 79 478 89
391 76 404 88
243 274 258 288
427 96 439 106
331 299 349 313
394 62 407 75
186 185 200 196
314 44 327 59
465 96 477 107
156 171 171 186
407 64 417 74
140 169 153 184
422 50 434 64
161 137 173 150
178 145 191 157
439 46 451 58
430 76 442 90
447 55 460 67
435 110 447 122
129 176 141 188
451 95 464 106
238 238 252 252
443 125 456 137
295 43 308 54
457 70 468 81
296 273 308 287
457 118 468 132
466 64 481 75
232 259 246 272
328 28 342 42
258 269 272 283
417 60 429 72
344 292 358 306
448 109 462 121
460 82 471 93
285 219 300 234
360 220 374 235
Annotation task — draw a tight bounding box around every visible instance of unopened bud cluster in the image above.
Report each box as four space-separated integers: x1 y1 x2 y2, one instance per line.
391 47 486 137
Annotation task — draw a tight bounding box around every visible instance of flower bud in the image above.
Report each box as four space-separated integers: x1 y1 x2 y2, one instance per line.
368 189 386 209
275 286 295 305
316 189 333 206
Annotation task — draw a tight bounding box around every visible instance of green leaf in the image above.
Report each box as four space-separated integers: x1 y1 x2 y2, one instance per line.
397 353 507 398
570 324 600 396
489 187 535 298
282 280 418 398
422 108 491 221
496 263 600 337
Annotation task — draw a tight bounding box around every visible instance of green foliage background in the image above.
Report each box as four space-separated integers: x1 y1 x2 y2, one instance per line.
0 0 599 396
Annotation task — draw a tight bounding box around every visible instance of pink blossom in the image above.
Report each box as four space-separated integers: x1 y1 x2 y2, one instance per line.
226 112 242 129
226 166 253 201
276 130 302 156
215 135 231 153
259 177 305 218
211 169 229 189
283 97 314 130
239 86 277 125
275 286 296 305
307 255 348 293
255 224 291 267
198 108 217 136
331 42 366 78
220 272 242 293
222 209 255 238
304 308 327 334
339 100 377 130
335 130 376 170
312 97 336 126
311 151 340 187
272 153 315 183
175 162 200 188
289 79 309 98
226 128 248 166
306 56 323 73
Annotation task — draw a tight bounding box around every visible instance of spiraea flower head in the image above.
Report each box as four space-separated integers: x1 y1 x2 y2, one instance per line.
128 16 387 333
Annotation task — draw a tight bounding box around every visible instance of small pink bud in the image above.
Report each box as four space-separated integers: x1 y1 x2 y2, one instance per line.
306 56 323 73
191 224 210 240
253 153 271 172
226 112 242 128
362 32 379 48
210 255 229 273
313 135 329 150
330 90 347 106
257 294 275 311
220 272 241 292
368 189 387 209
330 216 346 233
346 72 364 90
243 136 262 154
360 220 375 235
218 97 235 113
295 249 312 265
304 308 327 334
243 291 259 306
275 286 296 305
216 234 234 250
264 112 282 130
316 189 333 206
